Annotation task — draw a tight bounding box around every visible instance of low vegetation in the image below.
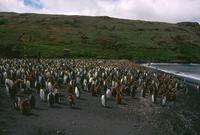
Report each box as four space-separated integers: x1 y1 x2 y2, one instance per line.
0 12 200 62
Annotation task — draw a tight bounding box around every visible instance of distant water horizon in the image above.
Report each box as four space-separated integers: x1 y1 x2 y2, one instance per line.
142 63 200 83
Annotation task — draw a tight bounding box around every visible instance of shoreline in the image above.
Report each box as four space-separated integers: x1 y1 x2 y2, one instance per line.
142 64 200 87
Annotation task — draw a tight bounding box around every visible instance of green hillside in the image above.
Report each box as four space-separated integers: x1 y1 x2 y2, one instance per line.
0 12 200 62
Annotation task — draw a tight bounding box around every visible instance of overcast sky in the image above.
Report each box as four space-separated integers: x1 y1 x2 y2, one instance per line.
0 0 200 23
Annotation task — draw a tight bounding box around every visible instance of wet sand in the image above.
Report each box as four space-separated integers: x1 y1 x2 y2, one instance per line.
142 63 200 85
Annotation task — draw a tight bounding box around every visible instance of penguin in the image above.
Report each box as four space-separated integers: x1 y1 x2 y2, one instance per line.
68 81 74 94
151 94 155 103
40 89 47 101
20 98 29 115
75 86 80 99
116 91 122 104
68 95 75 108
106 89 112 99
91 82 96 96
17 97 21 109
47 92 54 107
101 94 107 107
5 82 10 97
161 96 167 106
13 97 20 110
54 93 60 104
184 85 189 95
47 81 53 92
29 94 35 109
142 83 146 97
63 74 67 84
83 79 88 91
197 85 199 93
35 81 39 94
112 87 117 98
140 86 144 97
5 78 14 98
95 84 101 95
54 89 60 104
130 85 135 98
26 80 31 90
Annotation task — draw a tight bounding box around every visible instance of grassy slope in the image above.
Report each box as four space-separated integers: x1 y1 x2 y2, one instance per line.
0 12 200 62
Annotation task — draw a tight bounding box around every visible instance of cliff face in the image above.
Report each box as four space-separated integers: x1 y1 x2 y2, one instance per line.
0 12 200 62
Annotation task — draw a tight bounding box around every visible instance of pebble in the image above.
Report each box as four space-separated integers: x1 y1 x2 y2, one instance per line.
2 129 7 133
72 121 76 125
56 130 62 134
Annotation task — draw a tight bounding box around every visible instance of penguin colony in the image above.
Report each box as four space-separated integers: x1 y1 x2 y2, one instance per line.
0 59 181 114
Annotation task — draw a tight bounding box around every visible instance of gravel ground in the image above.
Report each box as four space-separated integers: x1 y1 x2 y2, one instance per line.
0 84 200 135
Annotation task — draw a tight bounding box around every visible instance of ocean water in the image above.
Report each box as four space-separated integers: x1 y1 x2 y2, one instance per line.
143 63 200 82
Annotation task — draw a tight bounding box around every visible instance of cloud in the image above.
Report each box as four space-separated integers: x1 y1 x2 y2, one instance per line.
0 0 199 23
